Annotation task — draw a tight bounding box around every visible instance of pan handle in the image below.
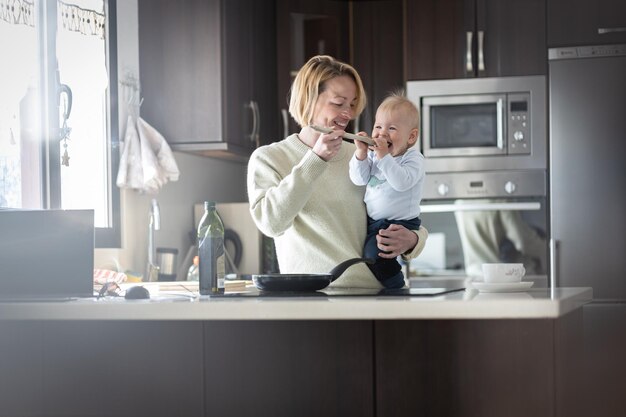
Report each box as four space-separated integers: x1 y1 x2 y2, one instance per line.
329 257 375 281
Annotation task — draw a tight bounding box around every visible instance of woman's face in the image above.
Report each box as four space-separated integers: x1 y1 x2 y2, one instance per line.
311 75 358 130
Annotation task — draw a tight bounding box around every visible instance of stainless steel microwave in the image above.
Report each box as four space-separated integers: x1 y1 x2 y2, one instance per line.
407 76 547 173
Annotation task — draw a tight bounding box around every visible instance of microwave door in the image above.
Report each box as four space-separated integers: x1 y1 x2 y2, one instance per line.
422 94 507 157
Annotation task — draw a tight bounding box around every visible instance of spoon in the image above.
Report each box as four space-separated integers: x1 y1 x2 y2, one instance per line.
309 125 375 146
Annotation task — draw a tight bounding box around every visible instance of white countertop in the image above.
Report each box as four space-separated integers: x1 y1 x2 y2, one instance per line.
0 285 592 321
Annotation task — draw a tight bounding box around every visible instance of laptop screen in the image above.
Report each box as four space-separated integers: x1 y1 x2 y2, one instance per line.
0 209 94 300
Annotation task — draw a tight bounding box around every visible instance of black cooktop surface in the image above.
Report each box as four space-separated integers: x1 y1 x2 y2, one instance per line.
208 287 465 298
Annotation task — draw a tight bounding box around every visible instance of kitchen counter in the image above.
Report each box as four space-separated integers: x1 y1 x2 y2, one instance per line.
0 285 592 320
0 283 592 417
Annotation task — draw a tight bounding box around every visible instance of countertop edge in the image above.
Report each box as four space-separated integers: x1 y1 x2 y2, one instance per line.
0 288 593 321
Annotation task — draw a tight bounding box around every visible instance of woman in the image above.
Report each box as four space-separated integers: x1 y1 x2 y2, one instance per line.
247 55 428 288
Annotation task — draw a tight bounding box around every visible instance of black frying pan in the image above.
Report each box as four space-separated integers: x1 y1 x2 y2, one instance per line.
252 258 374 292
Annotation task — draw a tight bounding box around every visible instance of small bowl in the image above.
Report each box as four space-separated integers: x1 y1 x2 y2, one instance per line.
481 263 526 284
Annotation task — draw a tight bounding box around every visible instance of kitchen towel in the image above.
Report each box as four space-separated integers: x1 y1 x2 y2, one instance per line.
116 116 179 194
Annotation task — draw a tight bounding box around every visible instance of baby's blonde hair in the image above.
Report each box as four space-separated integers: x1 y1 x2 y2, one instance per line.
289 55 367 127
377 90 420 131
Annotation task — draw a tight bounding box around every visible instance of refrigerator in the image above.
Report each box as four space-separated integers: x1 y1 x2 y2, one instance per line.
549 44 626 417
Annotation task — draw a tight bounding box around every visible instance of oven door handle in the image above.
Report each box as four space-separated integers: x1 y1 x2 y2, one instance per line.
420 201 541 213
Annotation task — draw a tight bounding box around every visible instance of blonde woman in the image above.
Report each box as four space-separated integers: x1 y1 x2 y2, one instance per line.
247 55 428 288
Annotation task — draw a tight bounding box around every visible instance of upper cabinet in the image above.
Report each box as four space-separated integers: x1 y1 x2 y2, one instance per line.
548 0 626 46
138 0 277 161
406 0 547 80
351 0 404 132
275 0 350 137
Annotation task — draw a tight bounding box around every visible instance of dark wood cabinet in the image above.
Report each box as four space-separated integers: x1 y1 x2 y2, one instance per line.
275 0 350 137
547 0 626 46
0 321 205 417
202 321 374 417
138 0 277 161
0 313 591 417
375 318 558 417
351 0 405 132
406 0 547 80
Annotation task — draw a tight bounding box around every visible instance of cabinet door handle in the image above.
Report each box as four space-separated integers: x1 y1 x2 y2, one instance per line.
252 101 260 148
281 108 289 139
465 31 474 73
247 101 259 147
477 30 485 73
598 27 626 34
246 101 254 143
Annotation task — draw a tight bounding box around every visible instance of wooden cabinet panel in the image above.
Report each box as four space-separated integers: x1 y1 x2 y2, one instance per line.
41 321 205 417
0 322 44 416
577 303 626 417
352 0 405 132
375 319 555 417
139 0 223 144
276 0 350 137
405 0 471 80
139 0 277 160
203 320 374 417
548 0 626 46
478 0 547 77
406 0 546 80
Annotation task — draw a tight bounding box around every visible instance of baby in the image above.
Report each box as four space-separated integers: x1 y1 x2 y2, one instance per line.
348 92 425 289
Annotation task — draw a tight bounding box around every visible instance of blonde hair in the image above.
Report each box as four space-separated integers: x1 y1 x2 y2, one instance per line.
377 90 421 130
289 55 366 127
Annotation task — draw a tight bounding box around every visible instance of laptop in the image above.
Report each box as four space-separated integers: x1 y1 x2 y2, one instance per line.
0 209 94 301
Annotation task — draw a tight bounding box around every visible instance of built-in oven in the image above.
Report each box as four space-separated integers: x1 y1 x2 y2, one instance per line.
407 76 547 173
410 170 549 287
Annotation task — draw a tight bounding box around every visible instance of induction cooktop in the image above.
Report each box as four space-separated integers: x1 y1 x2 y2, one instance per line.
208 287 466 298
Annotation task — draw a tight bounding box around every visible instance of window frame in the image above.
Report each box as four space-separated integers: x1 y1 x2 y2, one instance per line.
40 0 120 248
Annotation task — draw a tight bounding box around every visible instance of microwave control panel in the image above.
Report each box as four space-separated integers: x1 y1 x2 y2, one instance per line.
507 92 531 155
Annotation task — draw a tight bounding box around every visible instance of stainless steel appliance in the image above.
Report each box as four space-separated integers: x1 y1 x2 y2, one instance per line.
412 171 549 281
406 76 549 281
549 43 626 416
407 76 546 173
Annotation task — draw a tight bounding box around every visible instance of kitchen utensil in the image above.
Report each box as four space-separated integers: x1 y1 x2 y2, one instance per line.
156 247 178 281
252 257 374 292
309 125 375 146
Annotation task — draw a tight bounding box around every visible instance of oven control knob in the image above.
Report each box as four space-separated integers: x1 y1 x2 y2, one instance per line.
504 181 517 194
437 183 449 196
513 131 524 142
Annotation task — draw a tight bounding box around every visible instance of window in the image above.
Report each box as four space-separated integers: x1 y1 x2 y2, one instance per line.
0 0 120 247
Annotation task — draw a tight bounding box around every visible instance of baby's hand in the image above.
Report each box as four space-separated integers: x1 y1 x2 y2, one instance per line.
373 137 389 159
354 131 369 161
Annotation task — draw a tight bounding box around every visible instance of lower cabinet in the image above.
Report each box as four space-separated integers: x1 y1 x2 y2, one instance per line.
0 315 588 417
375 319 556 417
202 321 374 417
0 321 205 417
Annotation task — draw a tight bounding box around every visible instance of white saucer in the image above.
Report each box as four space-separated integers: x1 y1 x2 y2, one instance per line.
471 281 534 293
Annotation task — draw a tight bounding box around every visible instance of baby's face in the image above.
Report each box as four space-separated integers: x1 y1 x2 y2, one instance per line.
372 109 418 157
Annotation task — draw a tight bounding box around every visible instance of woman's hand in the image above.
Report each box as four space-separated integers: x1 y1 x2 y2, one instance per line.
312 129 345 161
376 223 418 258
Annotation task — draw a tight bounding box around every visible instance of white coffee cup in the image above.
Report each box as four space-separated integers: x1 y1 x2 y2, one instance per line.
481 263 526 283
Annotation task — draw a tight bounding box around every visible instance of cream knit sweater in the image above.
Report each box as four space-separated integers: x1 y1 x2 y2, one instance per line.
247 134 428 288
